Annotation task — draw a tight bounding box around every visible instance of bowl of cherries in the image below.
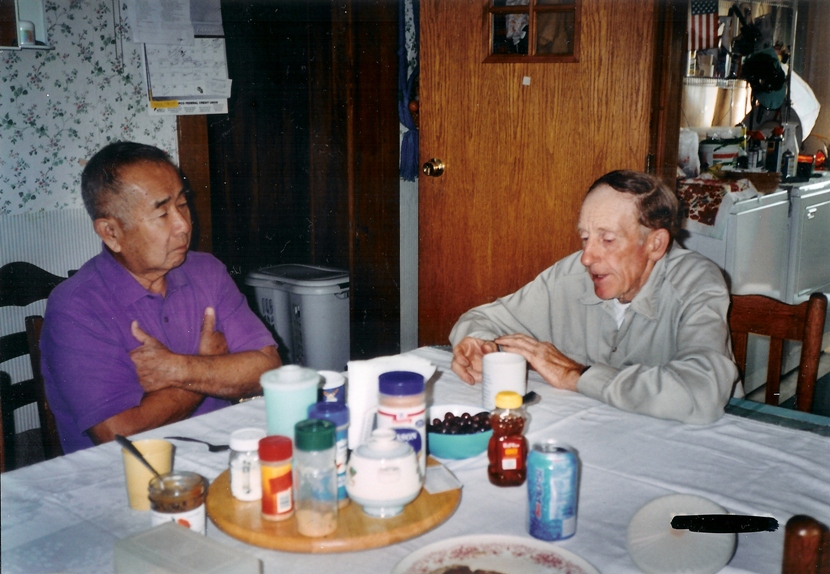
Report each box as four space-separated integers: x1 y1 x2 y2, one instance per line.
427 404 492 460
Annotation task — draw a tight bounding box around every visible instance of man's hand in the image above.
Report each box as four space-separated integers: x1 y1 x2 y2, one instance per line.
495 333 584 392
451 337 499 385
199 307 229 356
131 309 229 392
130 321 182 393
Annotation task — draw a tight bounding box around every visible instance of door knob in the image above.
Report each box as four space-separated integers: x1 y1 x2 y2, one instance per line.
422 158 445 177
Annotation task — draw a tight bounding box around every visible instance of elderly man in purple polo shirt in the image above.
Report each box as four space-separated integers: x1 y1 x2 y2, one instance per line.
41 142 281 454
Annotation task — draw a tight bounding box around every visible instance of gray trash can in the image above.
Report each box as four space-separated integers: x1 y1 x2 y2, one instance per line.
245 264 350 371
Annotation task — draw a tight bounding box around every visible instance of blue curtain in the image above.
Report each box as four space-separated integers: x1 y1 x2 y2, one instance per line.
398 0 420 181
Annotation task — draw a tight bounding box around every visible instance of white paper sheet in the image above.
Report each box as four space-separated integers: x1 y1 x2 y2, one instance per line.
127 0 195 45
144 39 230 99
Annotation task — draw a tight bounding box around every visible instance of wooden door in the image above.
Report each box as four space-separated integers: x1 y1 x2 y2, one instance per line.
419 0 669 345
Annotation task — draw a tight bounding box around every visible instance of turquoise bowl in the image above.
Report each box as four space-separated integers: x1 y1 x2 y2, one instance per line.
427 404 492 460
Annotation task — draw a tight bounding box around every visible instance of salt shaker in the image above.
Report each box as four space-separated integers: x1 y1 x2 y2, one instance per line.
229 427 267 502
293 419 338 537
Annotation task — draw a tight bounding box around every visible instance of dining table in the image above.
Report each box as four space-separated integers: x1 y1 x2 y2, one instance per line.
2 346 829 573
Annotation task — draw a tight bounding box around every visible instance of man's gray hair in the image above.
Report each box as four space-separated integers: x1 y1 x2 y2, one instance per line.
81 141 181 221
586 170 681 243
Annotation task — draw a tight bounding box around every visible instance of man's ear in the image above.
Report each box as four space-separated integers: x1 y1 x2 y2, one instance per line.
94 217 123 253
646 228 670 262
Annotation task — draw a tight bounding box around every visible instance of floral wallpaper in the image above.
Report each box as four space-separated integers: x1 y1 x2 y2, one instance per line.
0 0 177 216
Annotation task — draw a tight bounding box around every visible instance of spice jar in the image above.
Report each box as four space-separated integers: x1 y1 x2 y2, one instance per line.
294 419 338 537
259 435 294 521
307 402 350 508
487 390 529 487
148 471 209 534
377 371 426 477
229 427 267 502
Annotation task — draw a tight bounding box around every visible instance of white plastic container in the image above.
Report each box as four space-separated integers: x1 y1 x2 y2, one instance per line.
245 264 350 371
114 522 261 573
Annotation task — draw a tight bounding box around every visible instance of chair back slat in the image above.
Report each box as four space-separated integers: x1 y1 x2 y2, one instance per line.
732 331 749 373
729 292 827 413
26 316 61 460
0 262 66 472
0 332 30 364
0 262 65 308
765 338 784 405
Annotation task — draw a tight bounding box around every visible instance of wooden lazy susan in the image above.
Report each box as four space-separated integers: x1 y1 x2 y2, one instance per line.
207 457 461 553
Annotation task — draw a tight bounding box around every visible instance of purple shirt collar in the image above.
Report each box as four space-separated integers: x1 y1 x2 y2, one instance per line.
95 245 191 305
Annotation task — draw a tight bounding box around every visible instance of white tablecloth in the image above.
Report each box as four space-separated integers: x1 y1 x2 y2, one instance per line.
3 347 829 573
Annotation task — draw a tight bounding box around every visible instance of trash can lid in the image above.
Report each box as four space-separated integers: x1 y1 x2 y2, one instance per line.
245 264 349 288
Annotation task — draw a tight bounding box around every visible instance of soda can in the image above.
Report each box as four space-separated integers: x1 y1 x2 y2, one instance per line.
527 440 579 541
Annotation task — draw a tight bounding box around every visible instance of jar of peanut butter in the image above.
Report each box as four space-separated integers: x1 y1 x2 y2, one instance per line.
148 471 209 535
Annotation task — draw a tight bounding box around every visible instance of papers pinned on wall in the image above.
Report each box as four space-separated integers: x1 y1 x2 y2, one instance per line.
128 0 229 115
141 39 231 116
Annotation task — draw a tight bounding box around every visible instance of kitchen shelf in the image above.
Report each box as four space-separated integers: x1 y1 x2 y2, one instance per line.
0 0 52 51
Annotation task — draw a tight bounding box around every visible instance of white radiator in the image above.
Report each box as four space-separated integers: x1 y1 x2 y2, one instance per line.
1 208 100 432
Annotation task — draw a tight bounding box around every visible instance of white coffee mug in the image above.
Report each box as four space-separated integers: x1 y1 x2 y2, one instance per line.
482 351 527 410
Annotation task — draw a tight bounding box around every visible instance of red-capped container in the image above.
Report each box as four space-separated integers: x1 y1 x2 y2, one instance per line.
259 436 294 521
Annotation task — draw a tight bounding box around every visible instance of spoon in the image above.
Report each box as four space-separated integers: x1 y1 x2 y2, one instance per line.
165 436 230 452
115 434 163 479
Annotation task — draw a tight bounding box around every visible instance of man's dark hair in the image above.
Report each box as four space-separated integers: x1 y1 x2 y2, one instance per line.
587 170 681 243
81 141 181 221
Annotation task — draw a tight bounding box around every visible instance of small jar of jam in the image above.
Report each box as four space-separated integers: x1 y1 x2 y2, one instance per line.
487 391 528 487
148 471 209 534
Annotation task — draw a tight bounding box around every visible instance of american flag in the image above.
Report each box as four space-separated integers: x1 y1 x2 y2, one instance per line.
689 0 719 51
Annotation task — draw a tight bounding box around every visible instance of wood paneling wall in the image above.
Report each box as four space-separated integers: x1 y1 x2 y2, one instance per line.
203 0 400 360
177 115 212 253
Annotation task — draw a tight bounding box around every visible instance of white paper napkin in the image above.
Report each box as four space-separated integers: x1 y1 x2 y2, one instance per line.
346 354 436 449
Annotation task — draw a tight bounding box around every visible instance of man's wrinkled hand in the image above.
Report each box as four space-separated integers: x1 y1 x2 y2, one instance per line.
129 321 181 393
451 337 499 385
199 307 229 356
495 333 583 392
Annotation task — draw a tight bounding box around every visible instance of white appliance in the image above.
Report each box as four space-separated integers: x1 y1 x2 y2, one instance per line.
683 174 830 394
784 177 830 304
682 189 791 299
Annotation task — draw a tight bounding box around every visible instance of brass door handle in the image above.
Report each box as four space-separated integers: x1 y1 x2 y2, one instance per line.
422 158 445 177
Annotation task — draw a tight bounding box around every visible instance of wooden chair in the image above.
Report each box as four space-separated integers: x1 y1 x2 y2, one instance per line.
0 262 66 472
782 515 830 574
728 292 827 413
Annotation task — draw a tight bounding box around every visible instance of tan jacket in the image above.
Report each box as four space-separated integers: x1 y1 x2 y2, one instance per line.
449 245 739 424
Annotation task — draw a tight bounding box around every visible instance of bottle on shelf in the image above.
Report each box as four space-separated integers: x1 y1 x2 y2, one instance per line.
765 126 784 172
746 130 767 170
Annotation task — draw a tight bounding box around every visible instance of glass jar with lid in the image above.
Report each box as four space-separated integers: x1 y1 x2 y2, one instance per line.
148 471 209 534
229 427 267 502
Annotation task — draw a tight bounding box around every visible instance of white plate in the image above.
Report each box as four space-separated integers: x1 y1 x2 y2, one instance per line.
392 534 599 574
627 494 737 574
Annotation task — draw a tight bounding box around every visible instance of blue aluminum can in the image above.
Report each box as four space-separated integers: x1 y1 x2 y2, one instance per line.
527 440 579 541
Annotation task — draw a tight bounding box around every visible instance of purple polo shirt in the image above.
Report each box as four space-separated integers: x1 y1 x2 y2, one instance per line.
41 248 276 454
